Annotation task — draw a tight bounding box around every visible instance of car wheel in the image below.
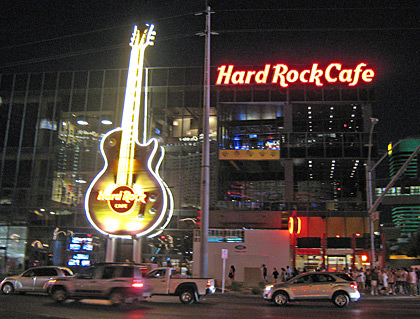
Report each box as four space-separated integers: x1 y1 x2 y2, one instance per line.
179 288 196 304
110 290 126 306
2 283 14 295
51 287 67 303
332 292 349 308
273 291 288 306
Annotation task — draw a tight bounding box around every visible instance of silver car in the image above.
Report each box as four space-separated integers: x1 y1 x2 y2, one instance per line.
263 272 360 307
1 266 73 295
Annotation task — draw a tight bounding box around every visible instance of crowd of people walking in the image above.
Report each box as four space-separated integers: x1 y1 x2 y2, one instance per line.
351 266 420 296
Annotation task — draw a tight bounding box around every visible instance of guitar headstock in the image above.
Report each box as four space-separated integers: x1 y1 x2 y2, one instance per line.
130 24 156 50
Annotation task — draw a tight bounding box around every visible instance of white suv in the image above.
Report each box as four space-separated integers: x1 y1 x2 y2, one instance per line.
1 266 73 295
263 272 360 307
47 263 150 305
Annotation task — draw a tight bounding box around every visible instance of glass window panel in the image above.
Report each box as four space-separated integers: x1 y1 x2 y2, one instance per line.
0 74 14 90
87 90 101 111
104 70 120 88
88 71 104 88
14 74 28 91
22 103 39 146
73 72 88 89
58 72 74 90
7 103 24 147
29 73 43 90
44 72 57 90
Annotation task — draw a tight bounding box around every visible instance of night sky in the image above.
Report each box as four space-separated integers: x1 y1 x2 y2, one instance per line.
1 0 419 150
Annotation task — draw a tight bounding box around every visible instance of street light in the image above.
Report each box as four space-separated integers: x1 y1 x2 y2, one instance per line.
366 117 378 268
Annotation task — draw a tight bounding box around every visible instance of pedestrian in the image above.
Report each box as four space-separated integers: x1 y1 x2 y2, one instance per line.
286 265 292 279
356 268 365 292
261 264 268 282
402 268 409 295
228 265 235 281
416 268 420 296
387 268 396 295
396 268 405 295
365 269 371 291
380 269 388 295
407 267 418 296
370 269 379 296
272 267 279 283
280 267 287 281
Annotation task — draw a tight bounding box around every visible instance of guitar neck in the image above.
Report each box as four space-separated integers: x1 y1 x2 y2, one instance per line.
117 45 146 186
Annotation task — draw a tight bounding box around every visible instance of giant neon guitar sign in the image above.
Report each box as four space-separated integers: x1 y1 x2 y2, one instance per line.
85 25 173 238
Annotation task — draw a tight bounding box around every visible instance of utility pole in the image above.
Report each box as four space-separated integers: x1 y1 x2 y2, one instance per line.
199 3 212 278
366 117 378 268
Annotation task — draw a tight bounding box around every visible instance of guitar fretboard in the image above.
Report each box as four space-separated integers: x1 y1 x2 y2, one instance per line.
116 26 149 186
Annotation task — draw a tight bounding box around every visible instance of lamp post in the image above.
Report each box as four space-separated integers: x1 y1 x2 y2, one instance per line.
366 117 378 268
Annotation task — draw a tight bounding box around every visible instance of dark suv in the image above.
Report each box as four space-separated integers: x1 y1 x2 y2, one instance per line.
47 263 150 305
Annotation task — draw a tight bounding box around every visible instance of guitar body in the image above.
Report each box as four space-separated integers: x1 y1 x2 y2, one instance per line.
85 128 167 237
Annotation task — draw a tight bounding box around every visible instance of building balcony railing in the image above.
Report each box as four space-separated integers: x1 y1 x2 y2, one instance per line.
215 200 367 215
218 132 374 159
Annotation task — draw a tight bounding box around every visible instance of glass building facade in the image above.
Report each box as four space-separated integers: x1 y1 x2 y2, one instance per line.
0 65 377 273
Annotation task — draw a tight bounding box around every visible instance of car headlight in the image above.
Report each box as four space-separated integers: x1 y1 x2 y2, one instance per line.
264 285 274 292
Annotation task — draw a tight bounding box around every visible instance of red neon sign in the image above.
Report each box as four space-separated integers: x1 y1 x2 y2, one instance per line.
216 63 375 87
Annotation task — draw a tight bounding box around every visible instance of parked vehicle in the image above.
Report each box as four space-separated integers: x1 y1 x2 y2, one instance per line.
46 262 150 305
1 266 73 295
263 272 360 308
144 267 215 304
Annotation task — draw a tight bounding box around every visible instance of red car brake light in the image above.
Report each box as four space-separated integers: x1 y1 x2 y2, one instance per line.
132 279 144 288
350 282 358 290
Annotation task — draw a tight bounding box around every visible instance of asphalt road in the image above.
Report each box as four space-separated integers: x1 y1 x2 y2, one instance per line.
0 293 419 319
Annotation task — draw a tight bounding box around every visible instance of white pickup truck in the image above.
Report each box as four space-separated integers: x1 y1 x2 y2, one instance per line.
144 267 215 304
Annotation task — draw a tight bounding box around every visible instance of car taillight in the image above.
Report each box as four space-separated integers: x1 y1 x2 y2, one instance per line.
350 282 358 290
132 279 144 288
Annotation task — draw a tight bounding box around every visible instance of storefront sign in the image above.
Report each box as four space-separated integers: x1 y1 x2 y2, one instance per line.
216 63 375 87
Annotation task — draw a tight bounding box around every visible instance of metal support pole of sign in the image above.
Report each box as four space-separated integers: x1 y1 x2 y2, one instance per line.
105 236 116 262
133 237 142 263
222 257 226 293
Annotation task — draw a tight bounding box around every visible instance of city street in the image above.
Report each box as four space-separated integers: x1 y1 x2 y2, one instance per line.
1 293 419 319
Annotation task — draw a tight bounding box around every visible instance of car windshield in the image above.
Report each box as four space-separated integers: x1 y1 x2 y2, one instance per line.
62 269 73 276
